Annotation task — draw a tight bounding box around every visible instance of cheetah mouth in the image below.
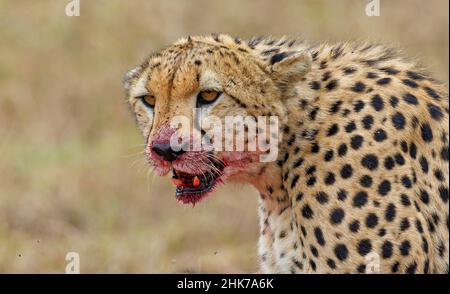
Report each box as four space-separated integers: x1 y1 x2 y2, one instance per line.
171 163 224 204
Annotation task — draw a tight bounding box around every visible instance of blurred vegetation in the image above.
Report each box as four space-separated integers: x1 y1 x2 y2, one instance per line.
0 0 448 273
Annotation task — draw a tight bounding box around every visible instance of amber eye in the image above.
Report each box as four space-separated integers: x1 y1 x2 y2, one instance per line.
197 90 221 106
137 94 156 109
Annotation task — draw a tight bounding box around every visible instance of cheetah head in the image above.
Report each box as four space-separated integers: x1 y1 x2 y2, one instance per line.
124 35 311 204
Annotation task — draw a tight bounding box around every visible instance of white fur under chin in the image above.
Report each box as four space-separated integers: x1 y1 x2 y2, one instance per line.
257 199 305 274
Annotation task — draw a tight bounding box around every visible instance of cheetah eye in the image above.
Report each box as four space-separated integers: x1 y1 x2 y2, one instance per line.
137 94 156 109
197 90 222 107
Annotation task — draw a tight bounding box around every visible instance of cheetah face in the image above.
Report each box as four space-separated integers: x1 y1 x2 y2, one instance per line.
124 36 311 204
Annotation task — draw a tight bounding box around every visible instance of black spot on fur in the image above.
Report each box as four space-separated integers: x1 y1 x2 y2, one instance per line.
345 121 356 133
314 191 328 204
371 95 384 111
405 262 417 274
350 135 364 150
293 158 304 168
441 146 449 162
322 71 331 82
314 227 326 246
400 218 410 231
360 175 373 188
424 87 440 100
270 52 288 64
403 93 418 105
391 262 400 273
324 172 336 185
391 112 406 130
337 190 347 201
340 164 353 179
330 208 345 224
306 166 316 175
381 241 393 259
406 71 424 80
377 77 391 85
353 191 368 208
401 176 412 188
385 203 396 222
357 239 372 256
311 143 320 153
415 220 424 233
343 67 357 75
365 213 379 228
291 174 299 189
421 123 433 142
439 186 449 203
325 79 339 91
401 194 411 206
400 141 408 153
309 107 319 120
338 143 348 157
302 204 314 219
353 100 365 112
362 115 374 129
384 156 395 170
352 82 366 92
378 180 391 196
373 129 388 142
390 96 399 107
419 156 429 173
409 142 417 159
306 176 317 186
349 220 360 232
394 153 405 165
329 101 343 113
327 124 339 136
427 103 444 121
327 259 336 269
333 244 349 262
382 67 400 75
402 79 418 88
324 150 334 161
361 154 379 170
400 240 411 256
420 190 430 204
309 81 321 90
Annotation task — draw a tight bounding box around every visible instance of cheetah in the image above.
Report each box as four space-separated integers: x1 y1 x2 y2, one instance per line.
123 34 449 274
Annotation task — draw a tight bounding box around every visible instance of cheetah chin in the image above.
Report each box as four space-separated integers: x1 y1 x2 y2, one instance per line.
170 152 257 205
171 160 224 204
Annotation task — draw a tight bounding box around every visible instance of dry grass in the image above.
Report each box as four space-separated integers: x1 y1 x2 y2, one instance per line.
0 0 448 273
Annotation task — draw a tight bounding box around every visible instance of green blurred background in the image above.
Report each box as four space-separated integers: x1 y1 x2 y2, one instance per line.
0 0 448 273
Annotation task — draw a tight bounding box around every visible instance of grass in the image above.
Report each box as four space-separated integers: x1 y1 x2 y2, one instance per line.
0 0 448 273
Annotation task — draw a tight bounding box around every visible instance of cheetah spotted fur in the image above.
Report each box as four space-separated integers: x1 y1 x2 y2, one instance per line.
124 35 449 274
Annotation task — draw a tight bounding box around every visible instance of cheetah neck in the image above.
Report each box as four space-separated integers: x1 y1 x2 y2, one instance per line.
229 63 326 272
229 140 305 273
247 69 327 272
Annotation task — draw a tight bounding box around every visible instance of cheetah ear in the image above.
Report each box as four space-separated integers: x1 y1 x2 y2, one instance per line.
123 65 143 94
268 51 312 85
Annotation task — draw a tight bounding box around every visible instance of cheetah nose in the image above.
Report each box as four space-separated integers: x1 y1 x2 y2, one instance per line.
152 143 186 162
